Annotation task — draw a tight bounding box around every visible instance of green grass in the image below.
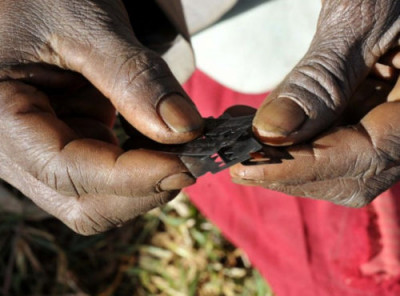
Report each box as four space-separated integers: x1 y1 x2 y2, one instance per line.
0 187 273 296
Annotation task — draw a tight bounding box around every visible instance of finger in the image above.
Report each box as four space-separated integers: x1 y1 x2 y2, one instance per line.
0 64 117 128
232 101 400 207
0 64 88 90
371 63 397 81
253 1 400 146
0 145 192 235
43 1 203 144
223 105 257 117
379 48 400 69
49 85 116 127
0 81 194 196
0 81 195 234
64 118 118 144
388 76 400 102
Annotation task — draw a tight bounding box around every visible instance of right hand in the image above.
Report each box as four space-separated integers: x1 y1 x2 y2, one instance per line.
0 0 203 235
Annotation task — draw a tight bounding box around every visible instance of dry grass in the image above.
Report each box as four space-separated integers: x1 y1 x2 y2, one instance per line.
0 183 272 296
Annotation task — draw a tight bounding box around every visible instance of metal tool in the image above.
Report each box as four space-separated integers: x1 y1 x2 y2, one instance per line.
154 114 293 177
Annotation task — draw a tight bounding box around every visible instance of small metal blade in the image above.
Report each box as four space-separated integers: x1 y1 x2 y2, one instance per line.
124 113 293 177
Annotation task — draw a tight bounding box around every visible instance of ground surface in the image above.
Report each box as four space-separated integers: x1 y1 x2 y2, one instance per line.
0 186 273 296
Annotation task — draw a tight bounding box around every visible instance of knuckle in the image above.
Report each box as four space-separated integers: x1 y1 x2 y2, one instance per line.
107 49 174 104
319 0 400 61
119 50 171 89
285 54 348 119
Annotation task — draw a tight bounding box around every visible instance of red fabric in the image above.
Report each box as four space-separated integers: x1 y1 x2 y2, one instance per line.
183 70 400 296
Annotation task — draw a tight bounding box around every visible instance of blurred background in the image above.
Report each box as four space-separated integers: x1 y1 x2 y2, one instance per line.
0 184 272 295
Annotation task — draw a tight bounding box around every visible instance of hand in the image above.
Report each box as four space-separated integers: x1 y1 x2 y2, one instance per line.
231 0 400 207
0 0 203 234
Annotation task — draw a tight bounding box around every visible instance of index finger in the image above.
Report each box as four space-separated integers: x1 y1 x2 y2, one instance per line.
0 81 195 234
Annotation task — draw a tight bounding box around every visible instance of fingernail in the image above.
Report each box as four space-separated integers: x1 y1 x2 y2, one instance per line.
231 165 265 181
158 94 203 133
159 172 196 191
254 97 307 138
232 178 257 186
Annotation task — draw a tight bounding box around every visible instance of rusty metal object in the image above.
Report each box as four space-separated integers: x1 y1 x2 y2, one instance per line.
155 114 293 177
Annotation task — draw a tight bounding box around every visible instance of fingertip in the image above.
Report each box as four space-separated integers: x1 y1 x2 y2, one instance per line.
229 163 265 181
158 93 204 134
158 172 196 192
253 97 307 146
380 49 400 69
371 63 396 81
229 164 244 179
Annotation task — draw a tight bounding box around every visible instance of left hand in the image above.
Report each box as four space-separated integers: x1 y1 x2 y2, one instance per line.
231 50 400 207
231 0 400 207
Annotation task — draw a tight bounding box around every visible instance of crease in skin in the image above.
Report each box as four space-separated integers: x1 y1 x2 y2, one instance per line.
15 102 53 115
355 123 389 176
154 178 166 193
370 18 400 60
236 145 371 189
37 36 70 70
79 208 103 235
269 177 367 207
7 145 82 202
73 219 80 235
34 152 59 183
104 161 117 190
124 58 159 88
66 165 80 197
93 206 119 228
111 51 147 91
359 156 376 181
53 172 58 192
80 180 89 195
278 95 311 118
336 183 363 207
295 63 345 113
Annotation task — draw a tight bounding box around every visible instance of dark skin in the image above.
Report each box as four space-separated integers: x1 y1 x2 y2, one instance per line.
1 0 400 234
0 0 203 235
232 0 400 207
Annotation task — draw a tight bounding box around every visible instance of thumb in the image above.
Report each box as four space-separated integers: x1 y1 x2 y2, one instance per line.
253 0 400 146
46 12 203 144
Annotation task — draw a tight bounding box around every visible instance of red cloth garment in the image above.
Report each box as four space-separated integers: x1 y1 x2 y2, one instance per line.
183 70 400 296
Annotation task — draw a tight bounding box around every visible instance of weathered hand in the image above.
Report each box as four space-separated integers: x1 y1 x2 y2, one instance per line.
0 0 203 234
231 0 400 207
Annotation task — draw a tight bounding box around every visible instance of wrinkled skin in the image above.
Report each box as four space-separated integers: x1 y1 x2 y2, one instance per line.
232 0 400 207
0 0 204 235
